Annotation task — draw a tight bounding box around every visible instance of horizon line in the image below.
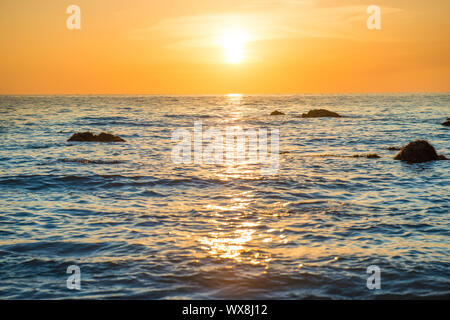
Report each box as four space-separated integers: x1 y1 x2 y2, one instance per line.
1 91 449 96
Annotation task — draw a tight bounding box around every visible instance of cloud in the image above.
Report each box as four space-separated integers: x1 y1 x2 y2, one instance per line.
131 1 403 49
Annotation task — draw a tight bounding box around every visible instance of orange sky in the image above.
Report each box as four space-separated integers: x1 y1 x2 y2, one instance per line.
0 0 449 94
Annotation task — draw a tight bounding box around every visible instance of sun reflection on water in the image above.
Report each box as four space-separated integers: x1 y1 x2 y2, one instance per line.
197 190 274 267
192 95 281 268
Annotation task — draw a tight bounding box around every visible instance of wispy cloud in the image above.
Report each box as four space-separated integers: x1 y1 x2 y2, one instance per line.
131 1 403 49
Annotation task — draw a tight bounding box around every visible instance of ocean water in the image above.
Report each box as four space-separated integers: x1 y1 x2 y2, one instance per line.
0 94 449 299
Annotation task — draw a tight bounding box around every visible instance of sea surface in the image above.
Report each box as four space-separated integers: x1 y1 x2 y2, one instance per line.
0 94 449 299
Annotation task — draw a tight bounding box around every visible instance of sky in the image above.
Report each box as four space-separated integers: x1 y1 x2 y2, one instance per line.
0 0 449 94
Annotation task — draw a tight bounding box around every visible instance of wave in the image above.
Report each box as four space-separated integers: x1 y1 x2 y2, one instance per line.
60 158 126 164
0 174 230 190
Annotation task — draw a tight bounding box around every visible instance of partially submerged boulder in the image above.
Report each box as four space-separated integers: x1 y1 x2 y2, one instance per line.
442 118 450 126
301 109 341 118
394 140 446 163
68 132 125 142
270 110 285 116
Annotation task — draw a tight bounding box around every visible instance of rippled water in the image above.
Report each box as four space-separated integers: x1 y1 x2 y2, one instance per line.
0 94 449 299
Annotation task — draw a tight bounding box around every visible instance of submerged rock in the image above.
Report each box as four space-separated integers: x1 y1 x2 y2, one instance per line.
68 132 126 142
60 158 124 164
442 119 450 126
353 153 381 159
386 146 402 151
314 153 380 159
270 110 285 116
394 140 446 163
301 109 341 118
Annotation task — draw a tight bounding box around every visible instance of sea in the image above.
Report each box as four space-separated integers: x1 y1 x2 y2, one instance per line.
0 94 448 299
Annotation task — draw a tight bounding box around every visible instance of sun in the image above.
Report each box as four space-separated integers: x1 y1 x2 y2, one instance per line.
219 29 249 64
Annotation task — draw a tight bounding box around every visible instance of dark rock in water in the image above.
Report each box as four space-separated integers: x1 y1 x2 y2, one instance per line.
68 132 126 142
61 158 125 164
442 120 450 126
270 110 285 116
386 146 402 151
314 153 379 159
394 140 446 163
301 109 341 118
353 153 380 159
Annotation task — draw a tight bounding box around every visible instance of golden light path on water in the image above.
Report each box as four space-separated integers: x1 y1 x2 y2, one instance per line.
192 94 278 269
199 194 271 266
195 94 313 272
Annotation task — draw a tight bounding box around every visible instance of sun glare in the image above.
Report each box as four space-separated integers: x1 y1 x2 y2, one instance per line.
219 29 249 64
